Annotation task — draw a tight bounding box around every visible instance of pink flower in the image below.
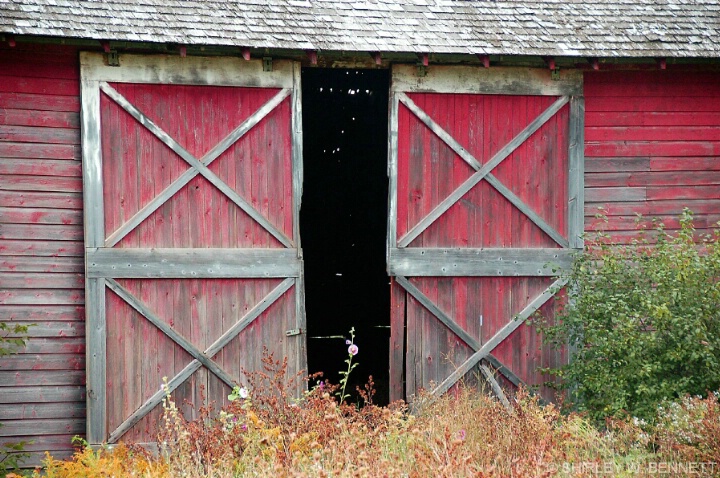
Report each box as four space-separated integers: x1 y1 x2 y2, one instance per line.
348 344 359 355
345 339 352 345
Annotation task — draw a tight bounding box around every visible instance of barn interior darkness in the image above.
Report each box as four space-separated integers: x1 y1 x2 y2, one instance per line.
301 68 391 404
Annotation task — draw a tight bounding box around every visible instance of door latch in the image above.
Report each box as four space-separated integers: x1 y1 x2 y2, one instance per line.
285 328 302 337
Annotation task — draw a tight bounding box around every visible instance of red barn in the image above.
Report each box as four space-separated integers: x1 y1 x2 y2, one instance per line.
0 0 718 465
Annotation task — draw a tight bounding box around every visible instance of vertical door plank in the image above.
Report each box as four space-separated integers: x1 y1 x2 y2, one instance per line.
389 278 405 402
80 77 106 444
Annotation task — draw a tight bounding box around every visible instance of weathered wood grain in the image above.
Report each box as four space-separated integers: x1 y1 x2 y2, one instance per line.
0 191 82 208
0 158 82 177
568 96 585 249
0 206 82 224
585 157 651 173
0 108 80 128
586 111 720 127
0 223 82 241
0 353 85 371
0 92 79 112
0 371 86 388
0 239 83 256
0 142 80 160
0 418 85 436
106 278 238 389
0 320 84 337
0 256 83 273
0 125 79 144
0 386 85 404
87 248 301 278
81 53 295 88
585 96 720 112
585 187 647 202
389 248 572 276
0 272 83 289
586 171 720 188
0 401 85 420
0 174 82 192
0 289 84 305
392 65 582 96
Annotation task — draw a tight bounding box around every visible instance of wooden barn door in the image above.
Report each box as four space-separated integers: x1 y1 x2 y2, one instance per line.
387 65 584 402
80 53 304 444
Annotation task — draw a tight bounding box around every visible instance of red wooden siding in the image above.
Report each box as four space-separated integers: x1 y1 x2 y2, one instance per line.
584 71 720 241
0 43 84 467
397 93 567 401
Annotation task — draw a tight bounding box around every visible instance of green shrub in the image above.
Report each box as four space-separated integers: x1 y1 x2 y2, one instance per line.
536 210 720 422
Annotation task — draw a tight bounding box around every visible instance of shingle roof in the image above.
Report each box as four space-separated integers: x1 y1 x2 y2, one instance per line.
1 0 719 58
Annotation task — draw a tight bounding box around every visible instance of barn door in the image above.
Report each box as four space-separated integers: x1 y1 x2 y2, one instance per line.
387 65 584 402
80 53 305 444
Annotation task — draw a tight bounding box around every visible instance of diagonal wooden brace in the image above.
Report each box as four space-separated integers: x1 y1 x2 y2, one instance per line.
397 93 569 248
100 83 293 248
106 279 238 388
106 277 295 443
430 277 567 398
396 275 539 398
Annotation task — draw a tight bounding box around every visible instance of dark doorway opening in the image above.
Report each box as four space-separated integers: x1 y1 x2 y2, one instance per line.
301 68 391 404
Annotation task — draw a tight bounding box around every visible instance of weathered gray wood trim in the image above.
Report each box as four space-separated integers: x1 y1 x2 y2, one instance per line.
391 65 583 96
398 96 570 248
389 248 572 277
99 82 294 248
568 95 585 249
87 248 301 278
103 88 292 248
291 62 304 252
107 278 295 443
387 91 399 258
80 52 294 88
80 76 107 445
431 277 568 397
84 279 106 445
105 279 237 388
81 80 104 249
291 63 307 397
294 260 307 398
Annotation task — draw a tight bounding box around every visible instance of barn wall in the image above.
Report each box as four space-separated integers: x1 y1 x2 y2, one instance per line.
584 70 720 241
0 49 719 465
0 43 85 466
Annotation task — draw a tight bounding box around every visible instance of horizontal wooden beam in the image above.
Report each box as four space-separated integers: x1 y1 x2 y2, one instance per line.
389 248 572 277
392 64 582 96
80 52 295 87
87 248 301 278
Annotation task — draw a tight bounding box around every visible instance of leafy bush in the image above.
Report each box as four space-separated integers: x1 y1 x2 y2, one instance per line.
537 210 720 422
34 347 720 477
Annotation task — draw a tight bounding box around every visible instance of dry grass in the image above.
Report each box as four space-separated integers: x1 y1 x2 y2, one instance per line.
34 353 720 477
